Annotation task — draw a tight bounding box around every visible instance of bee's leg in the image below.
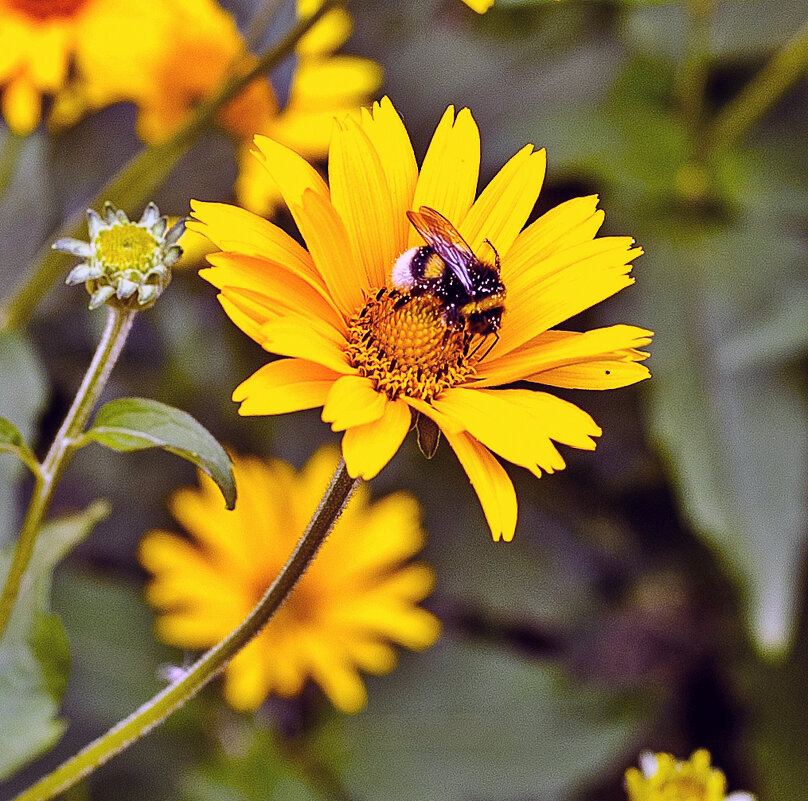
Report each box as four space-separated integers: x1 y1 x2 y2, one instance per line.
478 332 499 361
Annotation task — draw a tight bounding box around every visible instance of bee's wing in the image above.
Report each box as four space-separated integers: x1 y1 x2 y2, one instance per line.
407 207 476 293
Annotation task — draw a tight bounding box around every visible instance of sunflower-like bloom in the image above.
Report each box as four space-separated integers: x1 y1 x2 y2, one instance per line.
139 447 440 713
625 751 755 801
0 0 167 134
191 98 652 542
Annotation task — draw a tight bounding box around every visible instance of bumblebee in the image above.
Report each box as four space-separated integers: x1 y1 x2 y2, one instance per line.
391 206 506 338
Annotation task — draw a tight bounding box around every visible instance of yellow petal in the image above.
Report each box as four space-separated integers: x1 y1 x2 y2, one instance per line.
190 200 316 280
2 75 40 135
204 252 344 331
359 97 418 263
441 427 517 542
533 360 651 390
224 638 270 711
216 293 265 344
299 632 368 713
292 188 367 316
233 359 340 416
409 106 480 247
252 134 330 209
297 3 352 55
323 374 388 431
433 388 569 477
496 238 642 356
329 117 397 289
341 398 412 479
504 195 604 284
462 0 495 11
287 55 382 109
476 324 653 387
233 142 286 218
459 145 546 255
259 316 354 374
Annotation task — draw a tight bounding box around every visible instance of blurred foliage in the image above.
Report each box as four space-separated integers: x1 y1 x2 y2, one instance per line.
0 503 108 779
1 0 808 800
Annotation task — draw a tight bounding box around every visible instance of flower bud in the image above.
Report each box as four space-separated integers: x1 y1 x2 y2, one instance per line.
54 202 186 311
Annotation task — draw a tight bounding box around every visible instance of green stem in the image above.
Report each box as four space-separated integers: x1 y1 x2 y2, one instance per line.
675 0 714 160
0 131 25 199
0 307 135 642
708 16 808 154
10 460 358 801
0 0 346 332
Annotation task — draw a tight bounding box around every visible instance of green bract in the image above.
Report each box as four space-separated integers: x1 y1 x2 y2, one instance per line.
53 202 185 311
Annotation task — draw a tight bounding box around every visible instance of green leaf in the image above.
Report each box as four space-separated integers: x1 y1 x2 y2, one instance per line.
642 225 808 654
0 330 47 545
82 397 236 510
0 501 110 779
328 641 646 801
0 416 38 473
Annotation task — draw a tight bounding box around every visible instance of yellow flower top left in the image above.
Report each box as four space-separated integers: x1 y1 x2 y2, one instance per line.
0 0 170 134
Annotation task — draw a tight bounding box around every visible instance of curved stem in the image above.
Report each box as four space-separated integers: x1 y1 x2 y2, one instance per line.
0 307 135 642
10 460 359 801
0 0 346 332
708 16 808 154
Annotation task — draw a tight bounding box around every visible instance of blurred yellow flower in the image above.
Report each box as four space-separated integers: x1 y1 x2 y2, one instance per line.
625 750 755 801
192 97 651 543
48 0 380 205
139 447 440 713
0 0 167 134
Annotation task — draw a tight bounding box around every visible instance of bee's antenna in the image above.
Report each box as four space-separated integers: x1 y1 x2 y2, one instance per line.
484 238 502 273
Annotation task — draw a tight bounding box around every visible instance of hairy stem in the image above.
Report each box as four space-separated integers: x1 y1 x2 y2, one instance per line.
0 307 136 642
9 460 358 801
0 0 346 331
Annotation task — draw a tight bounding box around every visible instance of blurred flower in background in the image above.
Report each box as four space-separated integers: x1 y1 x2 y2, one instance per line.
625 750 755 801
139 447 441 713
0 0 168 134
49 0 382 219
192 97 651 543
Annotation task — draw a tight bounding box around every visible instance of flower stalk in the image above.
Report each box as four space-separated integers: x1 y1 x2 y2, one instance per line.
10 460 359 801
0 0 347 332
0 306 136 642
707 16 808 154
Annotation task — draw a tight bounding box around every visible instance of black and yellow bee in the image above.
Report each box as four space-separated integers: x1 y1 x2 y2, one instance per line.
391 206 506 339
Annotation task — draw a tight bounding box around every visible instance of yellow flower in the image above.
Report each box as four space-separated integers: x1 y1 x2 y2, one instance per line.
625 751 755 801
0 0 168 134
139 447 440 713
191 97 651 543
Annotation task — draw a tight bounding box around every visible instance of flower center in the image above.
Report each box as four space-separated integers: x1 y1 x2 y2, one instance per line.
95 224 160 275
7 0 88 20
346 288 476 401
656 778 711 801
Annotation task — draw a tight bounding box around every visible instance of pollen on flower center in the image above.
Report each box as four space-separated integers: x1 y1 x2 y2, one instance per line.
657 778 709 801
346 288 476 401
7 0 87 20
95 224 160 273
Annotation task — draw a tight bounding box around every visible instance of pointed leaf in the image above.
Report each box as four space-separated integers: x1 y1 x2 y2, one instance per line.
82 398 236 509
0 501 110 779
